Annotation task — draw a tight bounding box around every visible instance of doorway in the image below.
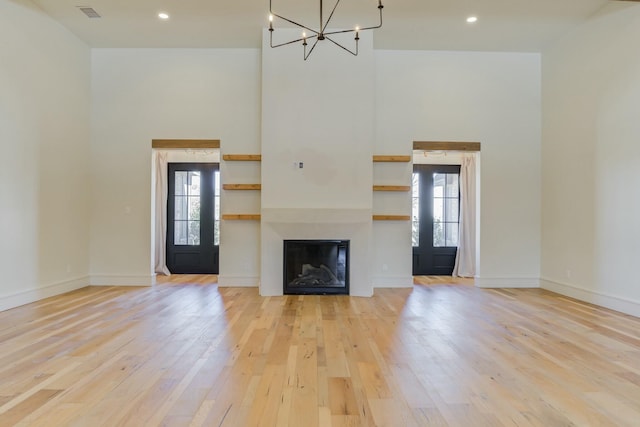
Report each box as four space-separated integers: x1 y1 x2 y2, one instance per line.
166 162 220 274
412 164 461 275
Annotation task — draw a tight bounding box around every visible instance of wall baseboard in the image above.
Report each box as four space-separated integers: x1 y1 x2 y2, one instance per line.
541 278 640 318
0 276 89 312
372 276 413 288
475 277 540 288
90 275 153 286
217 275 259 287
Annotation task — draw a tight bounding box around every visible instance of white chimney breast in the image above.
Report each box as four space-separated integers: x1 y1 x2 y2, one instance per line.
260 28 375 296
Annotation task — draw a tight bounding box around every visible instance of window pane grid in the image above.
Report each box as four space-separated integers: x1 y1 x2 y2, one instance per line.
174 171 201 246
214 170 220 246
433 173 459 248
412 173 420 247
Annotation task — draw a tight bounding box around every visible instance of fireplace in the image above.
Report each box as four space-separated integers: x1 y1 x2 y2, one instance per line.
283 240 349 295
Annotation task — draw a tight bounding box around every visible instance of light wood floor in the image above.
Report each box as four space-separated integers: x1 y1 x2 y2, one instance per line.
1 277 639 426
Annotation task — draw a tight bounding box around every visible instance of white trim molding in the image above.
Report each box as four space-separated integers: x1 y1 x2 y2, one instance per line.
0 276 89 312
541 278 640 318
372 276 413 288
217 275 259 287
90 275 153 286
475 277 540 288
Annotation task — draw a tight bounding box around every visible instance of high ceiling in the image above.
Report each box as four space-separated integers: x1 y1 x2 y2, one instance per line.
29 0 634 51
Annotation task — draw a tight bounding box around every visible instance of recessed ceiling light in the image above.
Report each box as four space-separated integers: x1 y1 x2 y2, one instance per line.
158 12 169 20
466 16 478 23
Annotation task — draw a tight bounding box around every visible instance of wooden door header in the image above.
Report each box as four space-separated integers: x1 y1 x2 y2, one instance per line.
413 141 481 152
152 139 220 149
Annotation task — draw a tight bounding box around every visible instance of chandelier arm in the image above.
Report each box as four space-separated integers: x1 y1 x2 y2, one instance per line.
359 6 384 30
271 13 319 35
321 0 343 34
325 36 357 56
304 39 320 61
271 34 318 49
323 28 357 36
323 7 383 36
355 17 383 31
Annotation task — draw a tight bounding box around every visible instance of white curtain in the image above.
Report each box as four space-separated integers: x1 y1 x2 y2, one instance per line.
452 154 476 277
153 151 171 275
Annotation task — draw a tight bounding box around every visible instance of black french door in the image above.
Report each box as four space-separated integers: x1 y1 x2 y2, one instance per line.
166 163 220 274
412 164 461 275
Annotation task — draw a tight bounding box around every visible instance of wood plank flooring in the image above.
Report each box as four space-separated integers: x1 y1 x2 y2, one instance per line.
1 276 639 426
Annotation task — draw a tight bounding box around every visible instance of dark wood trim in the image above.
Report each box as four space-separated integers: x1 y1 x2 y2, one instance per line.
413 141 481 152
152 139 220 149
372 155 411 163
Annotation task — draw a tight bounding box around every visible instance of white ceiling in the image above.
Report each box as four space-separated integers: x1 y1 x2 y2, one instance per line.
29 0 634 51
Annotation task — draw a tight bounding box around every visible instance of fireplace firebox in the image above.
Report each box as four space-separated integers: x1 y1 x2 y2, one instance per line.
283 240 349 295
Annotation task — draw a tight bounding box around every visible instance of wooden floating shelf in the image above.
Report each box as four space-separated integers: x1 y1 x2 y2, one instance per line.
222 214 261 220
222 184 261 191
373 155 411 163
372 215 411 221
222 154 262 161
373 185 411 192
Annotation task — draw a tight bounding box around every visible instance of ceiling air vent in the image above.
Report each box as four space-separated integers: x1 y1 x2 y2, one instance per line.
77 7 101 18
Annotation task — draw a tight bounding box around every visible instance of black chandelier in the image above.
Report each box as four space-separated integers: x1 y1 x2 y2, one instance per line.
268 0 384 60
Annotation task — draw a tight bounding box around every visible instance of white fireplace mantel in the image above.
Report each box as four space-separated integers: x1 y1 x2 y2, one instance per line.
259 208 373 297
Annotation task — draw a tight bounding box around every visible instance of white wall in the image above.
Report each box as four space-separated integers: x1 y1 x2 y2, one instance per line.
0 0 91 310
375 51 542 287
541 4 640 316
90 49 261 285
89 46 542 292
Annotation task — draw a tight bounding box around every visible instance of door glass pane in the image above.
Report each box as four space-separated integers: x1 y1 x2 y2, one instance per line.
412 173 419 247
433 173 445 197
174 196 187 220
446 174 459 197
188 171 201 196
188 221 200 245
433 198 444 222
175 221 188 245
433 222 445 247
189 196 201 220
175 172 187 196
412 173 420 197
446 223 459 247
445 198 459 222
433 172 460 248
214 170 220 246
174 171 202 246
